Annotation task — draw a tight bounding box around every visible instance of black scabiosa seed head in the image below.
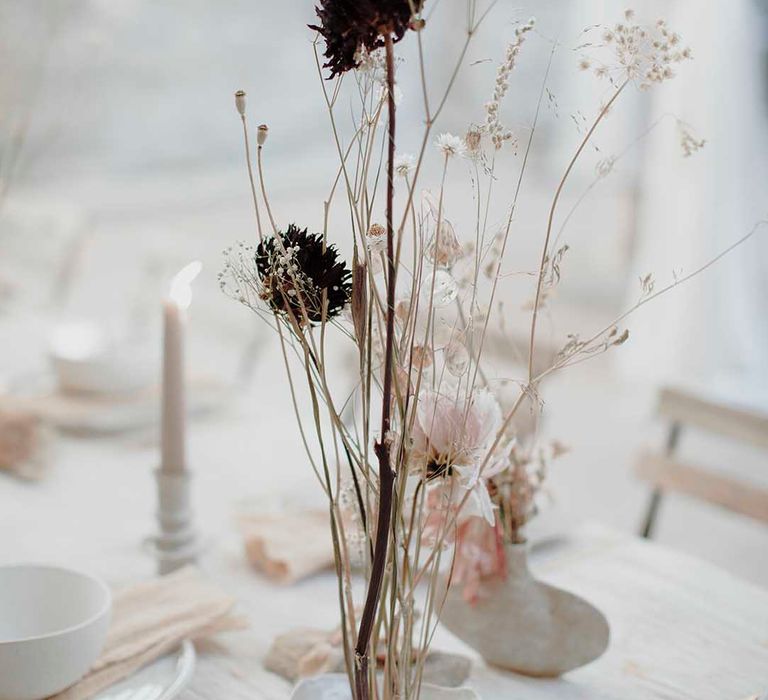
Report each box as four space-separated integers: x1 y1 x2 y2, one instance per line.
255 224 352 325
309 0 425 78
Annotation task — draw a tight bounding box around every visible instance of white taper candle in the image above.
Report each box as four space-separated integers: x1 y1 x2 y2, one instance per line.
161 261 201 474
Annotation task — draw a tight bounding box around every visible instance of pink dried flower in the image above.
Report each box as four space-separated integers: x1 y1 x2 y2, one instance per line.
452 518 507 603
411 388 505 525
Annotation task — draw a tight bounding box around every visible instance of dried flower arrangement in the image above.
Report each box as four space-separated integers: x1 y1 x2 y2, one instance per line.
222 4 763 697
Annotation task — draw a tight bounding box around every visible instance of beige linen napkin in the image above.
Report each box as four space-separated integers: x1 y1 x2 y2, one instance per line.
52 567 244 700
239 511 334 584
0 406 47 480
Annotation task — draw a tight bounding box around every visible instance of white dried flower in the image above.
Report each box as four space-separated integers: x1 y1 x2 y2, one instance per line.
257 124 269 146
436 133 466 158
394 153 416 177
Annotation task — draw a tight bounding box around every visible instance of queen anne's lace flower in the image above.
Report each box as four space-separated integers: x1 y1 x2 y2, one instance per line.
580 9 692 90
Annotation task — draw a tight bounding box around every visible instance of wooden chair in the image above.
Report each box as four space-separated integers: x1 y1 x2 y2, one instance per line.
637 385 768 538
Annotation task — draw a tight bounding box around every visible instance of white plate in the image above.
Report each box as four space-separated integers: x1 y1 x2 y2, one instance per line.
1 372 228 434
94 640 196 700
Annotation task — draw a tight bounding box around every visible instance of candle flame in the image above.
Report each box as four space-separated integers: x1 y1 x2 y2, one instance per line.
169 260 202 309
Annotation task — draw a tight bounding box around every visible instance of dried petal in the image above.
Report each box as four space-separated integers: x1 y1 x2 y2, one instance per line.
445 340 470 377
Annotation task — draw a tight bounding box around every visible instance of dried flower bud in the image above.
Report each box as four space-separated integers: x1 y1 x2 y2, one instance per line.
613 329 630 345
235 90 246 116
464 127 482 156
366 223 387 252
257 124 269 146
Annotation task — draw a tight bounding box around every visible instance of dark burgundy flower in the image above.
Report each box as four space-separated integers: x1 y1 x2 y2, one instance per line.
255 224 352 325
309 0 425 78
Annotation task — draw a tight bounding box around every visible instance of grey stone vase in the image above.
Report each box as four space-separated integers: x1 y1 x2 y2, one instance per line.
439 543 609 677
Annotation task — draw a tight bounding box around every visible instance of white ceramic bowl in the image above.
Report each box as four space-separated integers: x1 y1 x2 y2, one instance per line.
0 565 112 700
49 349 158 396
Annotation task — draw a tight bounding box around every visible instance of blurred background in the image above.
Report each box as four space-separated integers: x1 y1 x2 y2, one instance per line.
1 1 766 584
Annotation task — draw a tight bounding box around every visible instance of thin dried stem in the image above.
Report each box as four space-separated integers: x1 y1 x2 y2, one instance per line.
527 79 628 381
354 32 398 700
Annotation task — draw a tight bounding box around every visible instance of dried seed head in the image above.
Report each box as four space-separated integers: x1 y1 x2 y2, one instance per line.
613 329 630 345
235 90 246 116
483 17 535 150
257 124 269 146
427 220 463 268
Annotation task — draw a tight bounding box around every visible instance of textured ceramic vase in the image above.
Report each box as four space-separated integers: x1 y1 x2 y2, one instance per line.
290 674 479 699
439 543 609 677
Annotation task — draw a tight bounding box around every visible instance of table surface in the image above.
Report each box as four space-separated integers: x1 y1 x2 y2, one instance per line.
184 525 768 700
4 498 768 700
1 340 767 699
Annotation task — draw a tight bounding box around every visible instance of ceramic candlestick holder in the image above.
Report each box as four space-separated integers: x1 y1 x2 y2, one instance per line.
148 469 201 575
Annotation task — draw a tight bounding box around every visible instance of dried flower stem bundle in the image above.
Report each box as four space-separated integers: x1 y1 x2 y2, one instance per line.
223 6 762 698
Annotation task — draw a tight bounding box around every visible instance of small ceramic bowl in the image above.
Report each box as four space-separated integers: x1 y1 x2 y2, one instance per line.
48 321 158 396
0 564 112 700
